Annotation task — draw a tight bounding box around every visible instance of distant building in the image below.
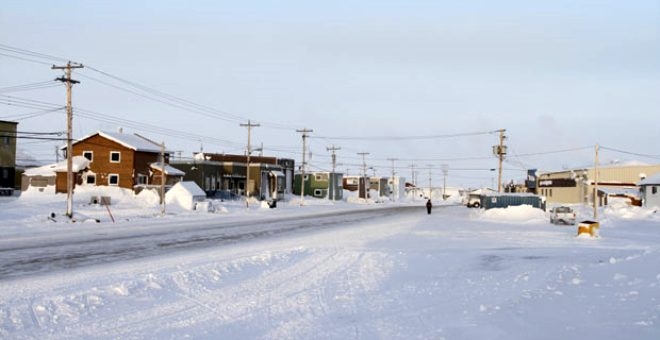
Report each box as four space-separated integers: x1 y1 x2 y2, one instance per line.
171 153 294 201
343 175 369 199
369 177 389 198
536 162 660 206
22 156 90 193
0 120 18 194
294 172 343 200
65 131 183 193
387 176 407 201
639 173 660 208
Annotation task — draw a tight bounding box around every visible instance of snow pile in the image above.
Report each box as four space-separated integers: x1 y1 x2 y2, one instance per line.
165 181 206 211
603 200 659 220
476 204 548 223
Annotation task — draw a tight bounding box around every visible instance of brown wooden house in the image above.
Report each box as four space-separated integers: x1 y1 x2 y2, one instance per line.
67 131 183 192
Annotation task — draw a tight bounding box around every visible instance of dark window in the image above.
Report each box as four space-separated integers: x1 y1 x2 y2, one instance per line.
86 174 96 185
110 152 121 163
108 174 119 186
83 151 93 162
653 186 658 195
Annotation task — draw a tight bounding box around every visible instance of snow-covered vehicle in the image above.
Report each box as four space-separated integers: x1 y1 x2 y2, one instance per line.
465 194 481 208
549 206 576 225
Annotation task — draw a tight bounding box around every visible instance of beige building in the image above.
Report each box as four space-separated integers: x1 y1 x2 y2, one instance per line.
537 162 660 206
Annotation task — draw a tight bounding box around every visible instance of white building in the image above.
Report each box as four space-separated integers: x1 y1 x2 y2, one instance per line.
639 173 660 209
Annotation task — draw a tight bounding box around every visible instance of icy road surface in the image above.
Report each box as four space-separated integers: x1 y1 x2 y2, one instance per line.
0 205 421 279
1 205 660 339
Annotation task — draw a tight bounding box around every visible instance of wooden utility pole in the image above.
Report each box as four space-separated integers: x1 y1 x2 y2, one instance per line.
492 129 507 192
593 144 599 220
159 142 167 215
326 145 341 201
410 163 416 201
442 164 448 200
240 120 260 207
387 158 398 201
297 128 313 206
52 61 83 218
357 152 369 199
327 145 341 174
427 164 433 199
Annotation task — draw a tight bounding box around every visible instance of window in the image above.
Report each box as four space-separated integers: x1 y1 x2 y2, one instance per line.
108 174 119 186
86 174 96 185
137 174 148 185
83 151 93 162
110 151 121 163
653 186 658 195
3 136 9 145
314 189 323 197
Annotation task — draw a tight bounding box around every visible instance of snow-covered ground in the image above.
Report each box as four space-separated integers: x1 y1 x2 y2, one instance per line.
1 189 660 339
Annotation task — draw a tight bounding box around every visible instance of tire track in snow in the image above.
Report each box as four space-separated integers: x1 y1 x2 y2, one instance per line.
0 205 421 280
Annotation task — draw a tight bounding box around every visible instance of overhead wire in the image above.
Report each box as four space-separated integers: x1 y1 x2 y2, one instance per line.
600 146 660 160
0 81 62 94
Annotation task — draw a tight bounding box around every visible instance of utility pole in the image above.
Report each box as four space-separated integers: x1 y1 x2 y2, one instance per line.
593 144 599 220
52 61 83 219
327 145 341 174
326 145 341 201
297 128 313 206
387 158 398 201
410 163 416 201
427 164 433 199
160 142 166 216
357 152 369 199
442 164 448 200
492 129 507 192
240 120 260 207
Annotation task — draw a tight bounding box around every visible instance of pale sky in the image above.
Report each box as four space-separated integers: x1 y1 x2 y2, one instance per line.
1 0 659 188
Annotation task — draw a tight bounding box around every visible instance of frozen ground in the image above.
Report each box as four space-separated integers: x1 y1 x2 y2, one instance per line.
1 189 659 339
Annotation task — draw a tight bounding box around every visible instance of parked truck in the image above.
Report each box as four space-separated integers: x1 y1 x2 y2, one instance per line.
549 206 576 225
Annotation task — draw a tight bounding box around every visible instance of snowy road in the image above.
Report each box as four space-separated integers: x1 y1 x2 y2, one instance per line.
0 205 422 280
1 204 660 339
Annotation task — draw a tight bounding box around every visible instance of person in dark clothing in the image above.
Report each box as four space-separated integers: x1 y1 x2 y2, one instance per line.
426 199 432 215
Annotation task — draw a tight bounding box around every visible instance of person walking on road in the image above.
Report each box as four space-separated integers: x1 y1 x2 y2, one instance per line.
426 199 432 215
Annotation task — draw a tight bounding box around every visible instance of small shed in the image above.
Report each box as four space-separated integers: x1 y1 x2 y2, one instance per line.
639 173 660 208
22 156 90 192
165 181 207 210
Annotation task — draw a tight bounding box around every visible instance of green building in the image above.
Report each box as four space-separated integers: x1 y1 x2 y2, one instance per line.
294 172 343 200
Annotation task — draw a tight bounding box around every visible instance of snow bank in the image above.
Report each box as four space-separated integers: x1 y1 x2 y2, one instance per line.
475 204 548 223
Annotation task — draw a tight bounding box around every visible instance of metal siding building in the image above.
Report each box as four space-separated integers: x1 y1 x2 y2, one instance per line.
537 164 660 205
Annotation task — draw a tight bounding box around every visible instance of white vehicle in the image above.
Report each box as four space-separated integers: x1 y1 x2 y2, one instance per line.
549 206 576 225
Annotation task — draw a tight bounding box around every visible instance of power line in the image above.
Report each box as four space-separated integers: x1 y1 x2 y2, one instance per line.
0 43 71 63
83 66 299 130
311 129 500 141
0 81 62 94
600 146 660 160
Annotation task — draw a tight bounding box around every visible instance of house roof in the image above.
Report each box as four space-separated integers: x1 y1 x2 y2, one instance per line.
73 131 163 153
24 156 90 176
150 163 186 176
639 173 660 186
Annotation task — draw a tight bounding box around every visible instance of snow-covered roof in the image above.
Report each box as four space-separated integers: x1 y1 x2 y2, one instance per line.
150 163 186 176
638 173 660 186
538 160 654 175
73 131 163 153
598 187 640 197
23 156 90 176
